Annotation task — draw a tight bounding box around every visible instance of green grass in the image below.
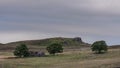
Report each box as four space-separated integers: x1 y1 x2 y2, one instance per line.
0 49 120 68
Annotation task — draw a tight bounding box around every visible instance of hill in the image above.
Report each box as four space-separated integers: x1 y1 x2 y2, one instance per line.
6 37 89 47
1 37 120 51
109 45 120 49
0 37 90 51
0 43 4 45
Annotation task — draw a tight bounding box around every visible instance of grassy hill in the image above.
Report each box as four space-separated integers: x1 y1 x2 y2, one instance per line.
1 37 120 51
0 37 90 51
6 37 89 46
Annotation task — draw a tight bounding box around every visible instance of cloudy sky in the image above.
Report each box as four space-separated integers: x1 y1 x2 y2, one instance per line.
0 0 120 45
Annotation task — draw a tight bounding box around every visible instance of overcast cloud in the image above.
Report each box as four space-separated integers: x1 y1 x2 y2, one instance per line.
0 0 120 45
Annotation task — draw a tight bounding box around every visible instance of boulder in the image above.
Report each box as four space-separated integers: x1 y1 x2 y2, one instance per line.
73 37 83 43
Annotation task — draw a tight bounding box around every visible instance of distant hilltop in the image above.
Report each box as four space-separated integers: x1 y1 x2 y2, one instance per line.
5 37 90 47
0 37 120 51
0 43 3 45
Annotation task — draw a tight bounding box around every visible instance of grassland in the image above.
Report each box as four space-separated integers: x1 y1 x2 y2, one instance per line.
0 37 119 68
0 48 120 68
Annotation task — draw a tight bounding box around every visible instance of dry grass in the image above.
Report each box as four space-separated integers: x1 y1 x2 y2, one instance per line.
0 48 120 68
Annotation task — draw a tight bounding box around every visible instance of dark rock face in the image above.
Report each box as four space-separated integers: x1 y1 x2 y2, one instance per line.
73 37 83 43
29 51 45 57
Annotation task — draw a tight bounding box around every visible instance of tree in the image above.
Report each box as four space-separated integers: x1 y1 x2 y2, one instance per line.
14 44 30 57
91 40 108 54
46 43 63 55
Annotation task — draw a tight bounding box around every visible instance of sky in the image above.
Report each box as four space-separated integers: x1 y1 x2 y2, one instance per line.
0 0 120 45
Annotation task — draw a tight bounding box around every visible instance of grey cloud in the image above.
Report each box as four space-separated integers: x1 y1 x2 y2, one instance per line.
0 0 120 45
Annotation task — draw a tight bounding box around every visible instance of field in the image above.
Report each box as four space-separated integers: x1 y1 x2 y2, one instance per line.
0 47 120 68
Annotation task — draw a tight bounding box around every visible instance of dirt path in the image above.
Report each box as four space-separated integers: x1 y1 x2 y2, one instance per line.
0 56 6 61
0 56 16 61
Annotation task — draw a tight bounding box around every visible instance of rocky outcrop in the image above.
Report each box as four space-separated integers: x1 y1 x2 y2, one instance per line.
73 37 83 43
6 37 89 46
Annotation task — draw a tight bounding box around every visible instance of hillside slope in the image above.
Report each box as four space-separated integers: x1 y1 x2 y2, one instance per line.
109 45 120 49
6 37 89 47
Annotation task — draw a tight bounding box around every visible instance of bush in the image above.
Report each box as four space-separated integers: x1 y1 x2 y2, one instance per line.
91 40 108 54
14 44 30 57
46 43 63 55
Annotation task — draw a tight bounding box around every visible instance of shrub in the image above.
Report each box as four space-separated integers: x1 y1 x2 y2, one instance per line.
14 44 30 57
46 43 63 55
91 40 108 54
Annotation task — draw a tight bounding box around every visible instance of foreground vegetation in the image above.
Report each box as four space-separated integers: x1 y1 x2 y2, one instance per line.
0 48 120 68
